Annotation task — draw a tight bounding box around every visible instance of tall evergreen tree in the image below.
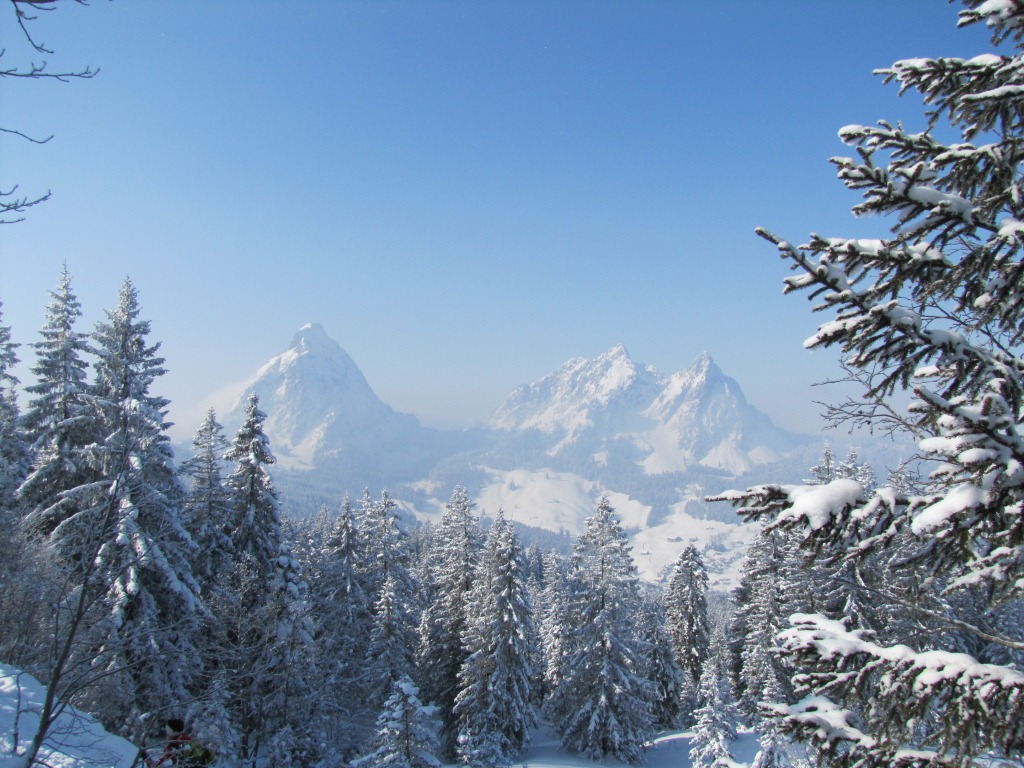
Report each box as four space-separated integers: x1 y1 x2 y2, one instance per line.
730 528 798 722
358 489 422 711
418 486 483 756
220 392 315 765
18 268 94 536
714 3 1024 763
640 597 687 731
664 544 710 722
0 301 28 515
453 511 537 765
365 569 421 710
689 626 738 768
179 408 233 593
303 498 374 756
80 277 200 734
546 496 654 765
538 549 570 707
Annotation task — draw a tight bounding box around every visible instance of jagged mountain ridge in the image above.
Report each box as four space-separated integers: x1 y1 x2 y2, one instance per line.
217 325 816 586
489 344 804 477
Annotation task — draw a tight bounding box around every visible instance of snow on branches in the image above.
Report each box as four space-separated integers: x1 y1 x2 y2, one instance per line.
715 2 1024 766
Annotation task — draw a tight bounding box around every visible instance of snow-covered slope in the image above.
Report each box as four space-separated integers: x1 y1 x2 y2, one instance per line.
0 664 762 768
1 665 139 767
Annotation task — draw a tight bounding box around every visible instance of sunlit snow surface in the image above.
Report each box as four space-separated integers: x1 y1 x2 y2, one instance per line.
0 665 139 768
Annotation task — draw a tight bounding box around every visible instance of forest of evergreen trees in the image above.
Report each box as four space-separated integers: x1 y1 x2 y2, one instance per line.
0 272 753 766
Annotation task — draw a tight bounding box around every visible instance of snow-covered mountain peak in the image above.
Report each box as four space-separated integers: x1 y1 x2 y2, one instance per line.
290 322 335 353
228 325 412 468
488 345 662 433
487 346 804 475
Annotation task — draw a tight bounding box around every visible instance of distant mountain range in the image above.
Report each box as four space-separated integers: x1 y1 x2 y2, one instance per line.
217 324 855 587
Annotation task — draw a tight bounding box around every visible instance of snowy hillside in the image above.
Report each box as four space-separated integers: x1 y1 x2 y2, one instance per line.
0 665 139 768
224 323 420 470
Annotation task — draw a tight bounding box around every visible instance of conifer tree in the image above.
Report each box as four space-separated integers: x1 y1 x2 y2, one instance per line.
353 676 441 768
179 408 233 592
454 511 537 765
77 278 200 733
418 486 483 756
305 498 374 753
664 545 711 713
714 3 1024 763
730 528 797 722
640 598 687 731
365 568 421 710
219 392 315 763
689 626 738 768
0 301 28 515
546 496 654 765
18 269 95 539
538 549 570 707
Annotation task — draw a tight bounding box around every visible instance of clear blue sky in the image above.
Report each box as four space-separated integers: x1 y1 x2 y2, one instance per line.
0 1 996 439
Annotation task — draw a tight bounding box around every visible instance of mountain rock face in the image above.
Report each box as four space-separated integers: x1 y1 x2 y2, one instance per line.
217 327 816 587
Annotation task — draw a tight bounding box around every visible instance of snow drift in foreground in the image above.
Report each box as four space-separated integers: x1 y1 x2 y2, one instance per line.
0 664 138 767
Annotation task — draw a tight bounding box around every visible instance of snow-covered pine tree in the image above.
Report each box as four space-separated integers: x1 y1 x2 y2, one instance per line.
219 392 317 764
546 495 654 765
713 3 1024 764
352 675 441 768
303 497 374 756
664 544 710 722
224 393 281 576
732 530 796 726
453 510 537 765
689 625 739 768
356 489 422 711
803 443 836 486
179 408 233 593
18 268 95 537
0 301 28 515
640 597 687 731
81 277 200 734
538 549 570 707
365 568 421 711
417 485 483 756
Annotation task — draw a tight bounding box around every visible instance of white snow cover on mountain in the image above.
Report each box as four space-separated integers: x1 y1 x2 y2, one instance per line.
224 323 423 470
490 344 803 476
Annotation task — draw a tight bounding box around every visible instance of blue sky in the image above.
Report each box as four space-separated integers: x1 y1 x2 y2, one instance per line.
0 1 996 439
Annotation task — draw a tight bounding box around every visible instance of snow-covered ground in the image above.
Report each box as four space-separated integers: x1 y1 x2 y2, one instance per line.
1 665 760 767
0 664 139 767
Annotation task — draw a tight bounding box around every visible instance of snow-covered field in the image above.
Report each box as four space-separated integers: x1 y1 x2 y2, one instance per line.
1 665 760 768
